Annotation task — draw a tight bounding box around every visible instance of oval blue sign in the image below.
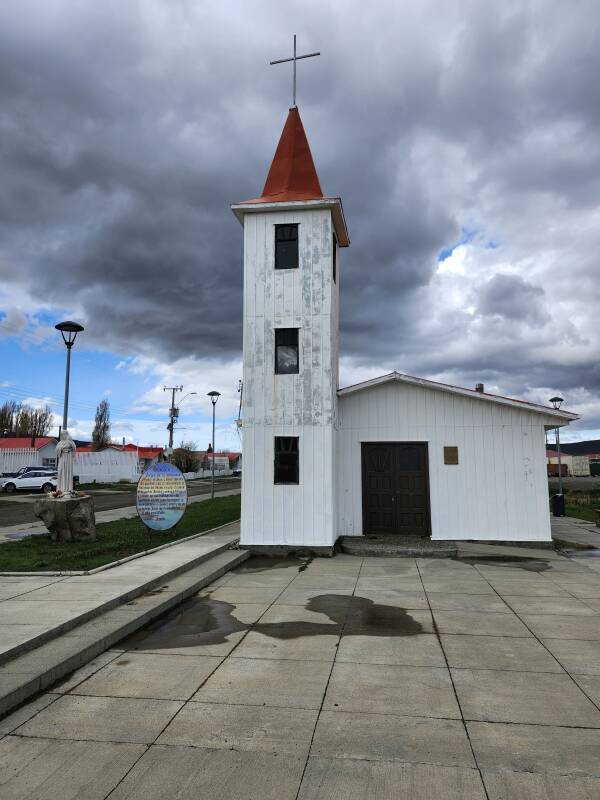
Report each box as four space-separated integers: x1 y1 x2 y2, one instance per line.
136 462 187 531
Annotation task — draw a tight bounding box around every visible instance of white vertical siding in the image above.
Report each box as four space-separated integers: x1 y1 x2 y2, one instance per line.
241 207 337 547
336 383 552 542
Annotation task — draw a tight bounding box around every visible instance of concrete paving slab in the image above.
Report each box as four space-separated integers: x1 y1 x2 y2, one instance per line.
258 603 343 627
355 577 424 592
52 649 122 692
0 578 65 600
72 651 223 700
541 638 600 675
324 662 461 719
336 632 446 667
583 598 600 611
482 769 600 800
312 711 475 767
157 700 318 755
205 586 283 604
290 574 358 590
440 634 563 672
467 720 600 777
108 743 305 800
274 587 355 605
560 583 600 599
432 609 533 637
359 563 420 577
192 656 332 709
220 573 297 589
124 629 247 659
15 693 183 743
572 674 600 708
0 692 59 735
452 668 600 726
503 595 597 615
297 756 486 800
346 588 430 608
0 736 146 800
484 579 570 597
521 613 600 640
426 593 510 613
420 579 495 595
344 607 435 634
231 629 339 661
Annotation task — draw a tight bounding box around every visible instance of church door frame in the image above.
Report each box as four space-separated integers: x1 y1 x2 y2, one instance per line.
361 442 432 538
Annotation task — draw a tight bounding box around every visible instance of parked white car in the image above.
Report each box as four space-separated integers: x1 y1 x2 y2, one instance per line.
1 471 57 494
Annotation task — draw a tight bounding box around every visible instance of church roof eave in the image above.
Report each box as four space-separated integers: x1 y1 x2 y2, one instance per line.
337 372 579 426
231 197 350 247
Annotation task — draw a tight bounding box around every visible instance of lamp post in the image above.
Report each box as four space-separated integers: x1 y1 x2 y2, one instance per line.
207 391 221 499
549 396 564 494
55 321 84 431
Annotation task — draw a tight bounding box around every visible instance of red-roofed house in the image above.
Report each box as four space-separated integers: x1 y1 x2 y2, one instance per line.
0 437 58 473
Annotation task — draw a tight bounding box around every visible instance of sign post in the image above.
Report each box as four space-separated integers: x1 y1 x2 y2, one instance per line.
136 462 187 532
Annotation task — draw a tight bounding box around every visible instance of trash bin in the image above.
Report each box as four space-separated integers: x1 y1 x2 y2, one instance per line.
552 494 565 517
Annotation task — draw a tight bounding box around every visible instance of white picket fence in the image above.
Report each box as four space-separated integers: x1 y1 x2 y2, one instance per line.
0 448 41 474
74 451 140 484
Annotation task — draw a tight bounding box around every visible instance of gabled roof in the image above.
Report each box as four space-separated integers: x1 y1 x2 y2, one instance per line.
0 437 56 450
338 372 579 427
242 107 323 204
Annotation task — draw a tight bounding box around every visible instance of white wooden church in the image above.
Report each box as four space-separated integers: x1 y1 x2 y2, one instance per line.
232 106 577 553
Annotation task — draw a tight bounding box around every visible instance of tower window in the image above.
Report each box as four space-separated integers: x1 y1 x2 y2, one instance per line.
274 436 299 484
332 232 337 283
275 328 299 374
275 224 298 269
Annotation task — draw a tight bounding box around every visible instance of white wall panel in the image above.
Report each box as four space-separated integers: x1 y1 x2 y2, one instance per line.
240 207 338 547
336 382 552 542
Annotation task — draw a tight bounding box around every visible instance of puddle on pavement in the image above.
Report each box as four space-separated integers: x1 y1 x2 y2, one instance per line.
121 597 247 649
454 555 551 572
121 593 422 650
234 555 313 573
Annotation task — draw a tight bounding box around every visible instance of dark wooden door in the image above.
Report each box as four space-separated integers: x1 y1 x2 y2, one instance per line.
362 443 431 537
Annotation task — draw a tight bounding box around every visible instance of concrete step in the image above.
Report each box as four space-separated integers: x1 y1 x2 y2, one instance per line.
0 535 239 667
340 535 458 558
0 548 248 718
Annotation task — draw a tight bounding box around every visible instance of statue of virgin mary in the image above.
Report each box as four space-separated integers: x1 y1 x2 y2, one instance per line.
56 430 76 495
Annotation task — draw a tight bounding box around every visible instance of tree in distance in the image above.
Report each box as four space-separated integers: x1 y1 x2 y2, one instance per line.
172 440 200 473
0 401 53 439
92 399 111 450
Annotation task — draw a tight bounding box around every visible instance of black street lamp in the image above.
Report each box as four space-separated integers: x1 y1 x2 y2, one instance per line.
549 396 564 484
207 391 221 499
55 321 84 431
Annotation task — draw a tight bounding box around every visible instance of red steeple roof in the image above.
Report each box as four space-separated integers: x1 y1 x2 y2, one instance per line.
242 107 324 204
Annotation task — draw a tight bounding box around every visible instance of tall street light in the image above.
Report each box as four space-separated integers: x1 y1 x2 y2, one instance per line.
55 321 84 432
550 395 565 516
207 391 221 499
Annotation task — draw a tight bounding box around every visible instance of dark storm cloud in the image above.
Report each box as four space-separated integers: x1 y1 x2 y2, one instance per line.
0 0 599 427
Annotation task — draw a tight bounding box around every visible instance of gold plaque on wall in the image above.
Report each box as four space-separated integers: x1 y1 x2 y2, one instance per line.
444 446 459 465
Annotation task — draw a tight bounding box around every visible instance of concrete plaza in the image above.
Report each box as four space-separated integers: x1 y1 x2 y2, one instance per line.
2 542 600 799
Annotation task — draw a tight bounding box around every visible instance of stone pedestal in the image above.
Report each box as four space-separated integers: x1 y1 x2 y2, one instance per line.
33 495 96 543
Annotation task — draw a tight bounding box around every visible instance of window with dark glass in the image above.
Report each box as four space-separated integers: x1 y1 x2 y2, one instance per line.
275 224 298 269
275 328 299 374
274 436 299 484
332 232 337 283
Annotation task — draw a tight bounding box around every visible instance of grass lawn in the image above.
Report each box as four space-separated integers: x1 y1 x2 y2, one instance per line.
565 504 597 523
0 494 240 572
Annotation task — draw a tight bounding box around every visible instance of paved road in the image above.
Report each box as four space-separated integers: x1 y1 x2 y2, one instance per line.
0 478 241 527
548 477 600 491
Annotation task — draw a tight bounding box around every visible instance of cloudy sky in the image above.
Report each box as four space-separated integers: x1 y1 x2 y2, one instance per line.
1 0 598 448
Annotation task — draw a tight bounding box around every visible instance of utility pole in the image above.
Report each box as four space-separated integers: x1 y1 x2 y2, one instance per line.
164 386 183 450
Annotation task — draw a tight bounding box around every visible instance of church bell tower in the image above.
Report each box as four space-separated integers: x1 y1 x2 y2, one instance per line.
231 107 350 551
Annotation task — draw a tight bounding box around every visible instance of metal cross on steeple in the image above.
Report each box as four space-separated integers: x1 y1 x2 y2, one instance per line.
270 34 320 108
